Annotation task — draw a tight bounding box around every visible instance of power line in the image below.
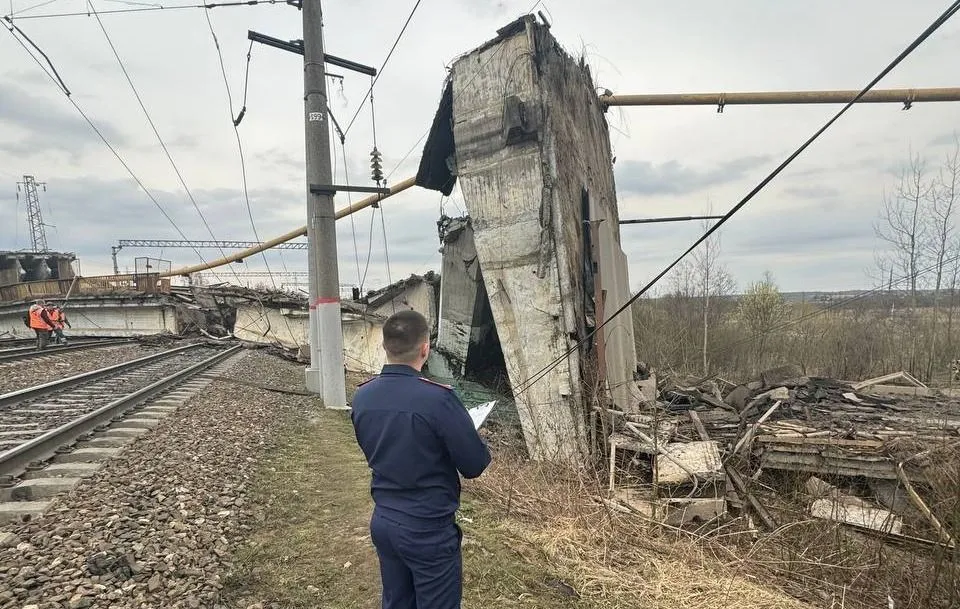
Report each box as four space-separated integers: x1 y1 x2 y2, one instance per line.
88 0 238 284
512 0 960 397
3 19 219 276
341 0 422 137
384 5 546 181
3 0 288 19
379 204 395 313
7 0 61 17
359 207 378 292
204 6 303 345
335 131 363 286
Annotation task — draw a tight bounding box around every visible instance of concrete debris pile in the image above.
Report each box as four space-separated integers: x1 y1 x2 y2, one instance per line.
607 365 960 547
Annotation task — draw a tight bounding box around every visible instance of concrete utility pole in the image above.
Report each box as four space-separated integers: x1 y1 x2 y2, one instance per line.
302 0 346 407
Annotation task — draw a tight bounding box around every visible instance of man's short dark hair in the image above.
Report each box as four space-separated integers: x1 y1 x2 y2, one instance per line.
382 310 430 361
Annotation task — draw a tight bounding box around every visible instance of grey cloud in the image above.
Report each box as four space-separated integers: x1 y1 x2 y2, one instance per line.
929 132 958 148
0 175 443 286
0 83 127 158
783 185 841 200
615 155 774 196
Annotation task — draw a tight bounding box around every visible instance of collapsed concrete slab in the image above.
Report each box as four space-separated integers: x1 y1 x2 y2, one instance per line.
418 16 637 463
432 216 505 383
230 275 440 375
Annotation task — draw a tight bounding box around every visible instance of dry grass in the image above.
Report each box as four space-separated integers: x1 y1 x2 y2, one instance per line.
469 458 811 609
224 405 577 608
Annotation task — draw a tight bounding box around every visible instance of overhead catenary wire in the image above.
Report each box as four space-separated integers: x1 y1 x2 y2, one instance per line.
88 0 241 284
203 6 303 346
336 132 364 287
3 18 220 277
341 0 423 138
512 0 960 397
3 0 288 19
380 205 395 313
384 1 545 181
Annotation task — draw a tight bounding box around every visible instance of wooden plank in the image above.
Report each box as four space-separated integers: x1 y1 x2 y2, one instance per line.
896 462 956 548
853 371 926 390
688 411 710 442
725 466 777 530
733 400 781 456
756 435 884 448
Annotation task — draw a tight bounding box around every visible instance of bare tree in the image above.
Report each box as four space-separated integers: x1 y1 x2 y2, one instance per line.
875 151 932 308
925 138 960 376
690 218 735 375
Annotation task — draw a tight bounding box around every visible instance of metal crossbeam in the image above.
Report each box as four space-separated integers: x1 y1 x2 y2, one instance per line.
117 239 308 250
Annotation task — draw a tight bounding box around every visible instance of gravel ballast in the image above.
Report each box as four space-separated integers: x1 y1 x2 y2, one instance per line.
0 344 169 394
0 350 316 609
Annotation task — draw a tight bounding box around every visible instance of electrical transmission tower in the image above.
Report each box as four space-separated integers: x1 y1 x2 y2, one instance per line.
16 175 49 252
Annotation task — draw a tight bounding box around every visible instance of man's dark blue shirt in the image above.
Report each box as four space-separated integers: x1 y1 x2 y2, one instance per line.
350 364 492 528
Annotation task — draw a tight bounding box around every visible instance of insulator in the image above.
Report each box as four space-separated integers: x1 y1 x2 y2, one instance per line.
370 147 384 184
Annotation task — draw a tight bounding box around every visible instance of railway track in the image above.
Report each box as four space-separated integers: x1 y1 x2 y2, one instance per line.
0 343 241 481
0 337 137 363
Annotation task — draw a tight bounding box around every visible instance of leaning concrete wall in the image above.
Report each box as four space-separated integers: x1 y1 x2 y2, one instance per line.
451 21 584 462
368 281 437 329
342 315 387 374
534 25 638 415
234 303 388 375
436 216 483 376
233 304 308 349
446 18 637 461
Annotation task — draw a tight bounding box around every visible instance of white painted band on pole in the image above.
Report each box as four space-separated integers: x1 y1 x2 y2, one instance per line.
317 300 347 409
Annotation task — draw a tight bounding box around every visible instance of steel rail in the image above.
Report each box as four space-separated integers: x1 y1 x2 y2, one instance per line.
0 345 241 478
0 338 136 363
0 343 204 408
0 336 125 349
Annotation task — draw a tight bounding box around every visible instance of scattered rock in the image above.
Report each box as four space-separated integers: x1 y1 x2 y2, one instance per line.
0 351 309 608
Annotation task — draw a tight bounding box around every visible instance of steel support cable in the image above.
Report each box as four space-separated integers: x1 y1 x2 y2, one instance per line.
512 0 960 397
2 18 218 275
341 0 423 138
88 0 240 284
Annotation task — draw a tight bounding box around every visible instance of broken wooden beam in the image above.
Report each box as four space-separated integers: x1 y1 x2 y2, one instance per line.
896 462 956 548
725 465 778 531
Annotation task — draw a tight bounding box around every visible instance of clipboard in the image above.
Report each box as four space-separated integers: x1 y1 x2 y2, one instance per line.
466 400 496 430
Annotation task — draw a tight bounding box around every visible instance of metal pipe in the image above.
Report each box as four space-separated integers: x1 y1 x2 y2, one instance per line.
160 176 416 278
600 87 960 108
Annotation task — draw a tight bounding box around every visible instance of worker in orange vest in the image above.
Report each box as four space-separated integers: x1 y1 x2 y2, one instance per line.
28 300 54 350
47 303 70 345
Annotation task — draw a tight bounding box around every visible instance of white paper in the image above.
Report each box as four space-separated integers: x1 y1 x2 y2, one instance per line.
467 400 496 430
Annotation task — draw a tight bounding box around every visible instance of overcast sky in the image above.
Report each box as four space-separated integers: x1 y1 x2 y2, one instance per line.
1 0 959 294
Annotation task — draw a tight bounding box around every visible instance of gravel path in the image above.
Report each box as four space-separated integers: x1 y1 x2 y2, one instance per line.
0 344 170 395
0 350 316 609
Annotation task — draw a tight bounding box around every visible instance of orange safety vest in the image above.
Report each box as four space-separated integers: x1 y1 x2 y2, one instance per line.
29 305 52 330
49 308 63 329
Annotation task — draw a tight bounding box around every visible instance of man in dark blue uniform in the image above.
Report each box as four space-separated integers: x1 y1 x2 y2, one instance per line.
351 310 491 609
